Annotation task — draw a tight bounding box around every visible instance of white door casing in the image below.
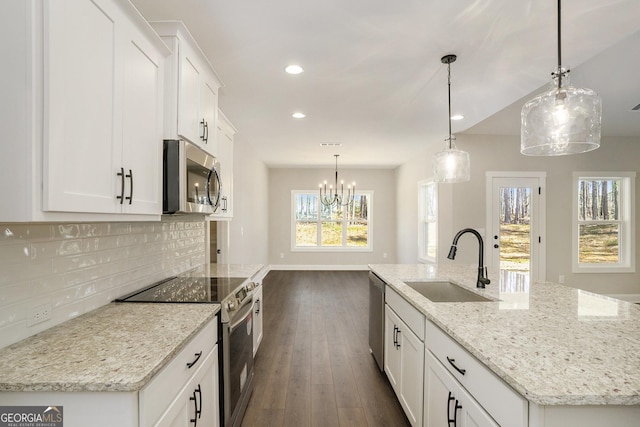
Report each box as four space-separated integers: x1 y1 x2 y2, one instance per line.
485 172 546 282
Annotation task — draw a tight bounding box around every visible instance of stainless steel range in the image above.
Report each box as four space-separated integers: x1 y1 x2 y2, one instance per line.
116 275 255 427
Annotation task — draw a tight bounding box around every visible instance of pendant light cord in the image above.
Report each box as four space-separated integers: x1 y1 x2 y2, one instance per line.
557 0 563 89
447 60 452 149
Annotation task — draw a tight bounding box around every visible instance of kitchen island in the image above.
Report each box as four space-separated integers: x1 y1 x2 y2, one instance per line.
370 263 640 426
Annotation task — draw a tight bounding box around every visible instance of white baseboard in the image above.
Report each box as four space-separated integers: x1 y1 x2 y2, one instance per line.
267 264 369 271
605 294 640 303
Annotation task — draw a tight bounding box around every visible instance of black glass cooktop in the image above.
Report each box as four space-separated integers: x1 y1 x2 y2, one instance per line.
116 276 248 303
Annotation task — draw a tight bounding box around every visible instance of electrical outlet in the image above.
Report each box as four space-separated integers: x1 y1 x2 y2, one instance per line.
558 275 565 284
28 303 52 327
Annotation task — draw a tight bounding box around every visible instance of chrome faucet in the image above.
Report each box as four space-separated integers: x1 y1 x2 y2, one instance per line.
447 228 491 288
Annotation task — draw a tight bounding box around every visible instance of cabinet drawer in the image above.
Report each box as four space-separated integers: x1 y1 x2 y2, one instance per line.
426 321 527 427
386 287 425 340
154 346 218 427
139 319 217 426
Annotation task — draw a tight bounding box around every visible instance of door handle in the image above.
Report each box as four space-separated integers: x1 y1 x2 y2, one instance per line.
200 119 206 141
189 384 202 426
494 244 499 248
125 169 133 204
116 167 125 204
447 392 455 426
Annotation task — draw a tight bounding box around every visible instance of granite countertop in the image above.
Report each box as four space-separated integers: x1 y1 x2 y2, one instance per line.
0 303 219 393
369 263 640 406
183 263 266 280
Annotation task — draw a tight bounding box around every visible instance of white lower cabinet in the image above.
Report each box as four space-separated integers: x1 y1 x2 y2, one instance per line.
424 350 498 427
425 321 527 427
0 319 219 427
140 320 219 427
153 348 218 427
384 287 425 426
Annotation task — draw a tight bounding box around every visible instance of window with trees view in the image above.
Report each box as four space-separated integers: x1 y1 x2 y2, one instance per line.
572 172 636 273
292 191 371 250
418 181 437 263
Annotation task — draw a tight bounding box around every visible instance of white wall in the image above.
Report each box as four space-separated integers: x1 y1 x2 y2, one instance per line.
223 135 269 265
268 167 397 267
0 217 206 349
396 134 640 296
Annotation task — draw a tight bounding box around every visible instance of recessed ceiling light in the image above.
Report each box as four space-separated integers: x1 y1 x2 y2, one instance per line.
292 112 306 119
451 114 464 121
285 65 304 75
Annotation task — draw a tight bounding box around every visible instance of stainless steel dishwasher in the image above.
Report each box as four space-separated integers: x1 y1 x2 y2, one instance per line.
368 271 385 371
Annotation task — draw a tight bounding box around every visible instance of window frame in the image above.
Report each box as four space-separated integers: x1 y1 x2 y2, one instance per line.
291 190 373 252
418 179 437 263
571 171 636 273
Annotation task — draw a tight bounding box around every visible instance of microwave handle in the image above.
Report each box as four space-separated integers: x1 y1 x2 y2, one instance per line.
208 167 222 210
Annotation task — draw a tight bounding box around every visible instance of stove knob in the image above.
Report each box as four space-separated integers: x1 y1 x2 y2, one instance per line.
246 282 255 291
226 300 237 311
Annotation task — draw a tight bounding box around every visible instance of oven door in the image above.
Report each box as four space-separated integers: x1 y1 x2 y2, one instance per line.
224 299 254 427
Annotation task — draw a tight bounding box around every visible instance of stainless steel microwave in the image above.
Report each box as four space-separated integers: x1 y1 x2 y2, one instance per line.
163 140 221 214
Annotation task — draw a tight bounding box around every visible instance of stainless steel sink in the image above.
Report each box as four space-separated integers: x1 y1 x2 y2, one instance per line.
403 281 492 302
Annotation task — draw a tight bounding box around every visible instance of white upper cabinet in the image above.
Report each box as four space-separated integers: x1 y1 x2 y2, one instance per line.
1 0 169 222
215 111 235 219
151 21 223 157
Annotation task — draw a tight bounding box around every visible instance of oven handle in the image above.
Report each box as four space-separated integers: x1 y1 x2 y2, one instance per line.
229 298 254 333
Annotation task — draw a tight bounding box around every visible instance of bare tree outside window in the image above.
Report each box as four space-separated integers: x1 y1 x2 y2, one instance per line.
577 179 621 264
293 191 371 250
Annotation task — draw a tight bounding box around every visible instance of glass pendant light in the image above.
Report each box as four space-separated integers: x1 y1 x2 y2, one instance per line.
521 0 601 156
433 54 470 183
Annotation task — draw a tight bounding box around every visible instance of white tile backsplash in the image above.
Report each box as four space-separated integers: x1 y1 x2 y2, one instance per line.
0 216 206 349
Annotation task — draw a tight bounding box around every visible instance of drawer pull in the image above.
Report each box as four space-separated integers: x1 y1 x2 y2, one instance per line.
186 351 203 369
447 356 466 376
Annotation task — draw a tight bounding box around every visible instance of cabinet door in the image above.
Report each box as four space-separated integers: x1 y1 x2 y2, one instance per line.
215 123 234 217
384 305 401 393
177 44 203 146
424 349 451 426
398 321 424 426
424 350 498 427
121 23 164 215
156 346 219 427
253 286 263 356
44 0 122 213
200 80 218 156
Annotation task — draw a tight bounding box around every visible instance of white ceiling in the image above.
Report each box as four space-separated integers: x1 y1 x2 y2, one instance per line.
131 0 640 168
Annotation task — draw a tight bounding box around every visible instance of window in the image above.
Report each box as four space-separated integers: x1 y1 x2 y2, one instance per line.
292 190 372 251
572 172 635 273
418 180 437 263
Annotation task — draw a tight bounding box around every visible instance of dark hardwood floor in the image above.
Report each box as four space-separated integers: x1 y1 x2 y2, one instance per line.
241 270 410 427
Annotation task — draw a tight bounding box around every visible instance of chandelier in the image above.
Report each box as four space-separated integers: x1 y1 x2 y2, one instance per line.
432 54 470 183
319 154 355 208
521 0 601 156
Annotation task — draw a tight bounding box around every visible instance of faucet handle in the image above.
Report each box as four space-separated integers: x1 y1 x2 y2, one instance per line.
481 267 491 285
